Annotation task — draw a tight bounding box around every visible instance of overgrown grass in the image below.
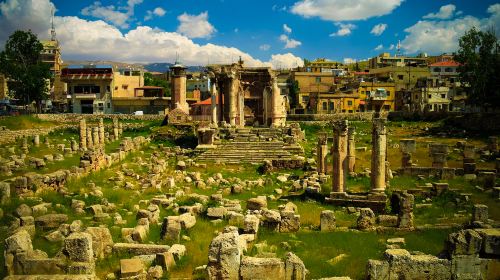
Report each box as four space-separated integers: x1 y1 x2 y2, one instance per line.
0 115 58 130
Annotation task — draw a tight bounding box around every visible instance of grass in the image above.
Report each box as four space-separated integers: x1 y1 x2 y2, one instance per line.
0 115 59 130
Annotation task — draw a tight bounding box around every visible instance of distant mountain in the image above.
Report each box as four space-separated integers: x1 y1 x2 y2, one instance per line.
143 63 206 73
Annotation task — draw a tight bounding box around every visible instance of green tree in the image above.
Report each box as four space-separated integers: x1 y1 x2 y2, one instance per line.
0 30 51 112
454 27 500 108
287 79 299 109
144 72 171 96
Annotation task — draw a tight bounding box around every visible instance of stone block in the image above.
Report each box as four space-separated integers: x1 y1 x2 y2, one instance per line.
285 252 306 280
160 216 181 242
240 256 285 280
243 214 260 234
473 204 489 223
247 197 267 210
35 214 68 229
320 210 336 232
179 213 196 229
64 232 93 262
120 258 145 278
279 211 300 233
475 228 500 256
5 229 33 253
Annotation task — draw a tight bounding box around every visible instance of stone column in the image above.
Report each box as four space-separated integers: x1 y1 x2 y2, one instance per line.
397 192 414 230
317 133 328 174
71 140 78 151
119 123 123 137
79 119 87 151
239 92 245 127
210 80 218 127
370 118 387 192
271 77 284 127
399 139 416 168
87 127 93 149
33 135 40 147
113 118 119 140
228 77 238 127
21 137 28 153
98 118 105 145
347 127 356 173
92 127 100 147
331 120 348 193
429 143 448 168
463 144 476 174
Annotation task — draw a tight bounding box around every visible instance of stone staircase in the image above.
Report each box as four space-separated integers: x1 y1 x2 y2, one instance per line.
197 128 304 164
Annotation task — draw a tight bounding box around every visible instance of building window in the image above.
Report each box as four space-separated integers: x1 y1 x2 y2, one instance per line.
106 86 111 92
329 102 334 110
434 67 441 72
107 103 111 109
444 68 452 72
302 96 309 103
322 102 327 110
428 94 432 99
415 95 418 100
122 85 128 90
315 77 321 83
441 94 446 99
347 100 353 106
398 75 404 80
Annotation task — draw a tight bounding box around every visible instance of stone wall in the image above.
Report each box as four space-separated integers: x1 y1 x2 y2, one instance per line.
0 125 73 145
35 114 164 122
287 112 377 122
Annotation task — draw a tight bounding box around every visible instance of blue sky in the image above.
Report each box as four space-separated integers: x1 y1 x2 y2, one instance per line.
1 0 499 67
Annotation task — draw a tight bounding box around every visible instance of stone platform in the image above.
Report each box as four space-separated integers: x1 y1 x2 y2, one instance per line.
326 192 388 213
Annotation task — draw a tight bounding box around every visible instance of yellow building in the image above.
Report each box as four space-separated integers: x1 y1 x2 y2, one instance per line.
307 58 344 73
292 71 335 111
314 92 360 114
367 66 430 91
369 53 428 69
0 74 7 100
357 82 396 112
40 40 63 76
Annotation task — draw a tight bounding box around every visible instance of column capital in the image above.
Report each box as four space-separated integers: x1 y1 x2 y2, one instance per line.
332 120 348 135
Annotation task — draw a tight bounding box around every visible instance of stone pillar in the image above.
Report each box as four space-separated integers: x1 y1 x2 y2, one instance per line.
21 137 28 153
33 135 40 147
271 77 285 127
399 139 416 168
347 127 356 173
98 118 105 145
371 118 387 192
463 144 476 174
317 133 328 174
429 143 448 168
488 136 498 153
397 192 414 230
228 77 238 127
119 123 123 137
113 118 119 140
87 127 93 149
79 119 87 151
239 92 245 127
44 137 50 146
331 120 348 193
92 127 100 147
71 140 78 152
210 80 218 127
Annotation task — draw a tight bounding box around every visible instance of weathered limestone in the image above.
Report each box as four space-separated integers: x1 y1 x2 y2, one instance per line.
399 139 416 168
170 62 189 113
331 120 348 193
98 118 105 145
210 79 218 127
113 243 170 256
63 232 94 262
120 258 145 279
207 226 242 280
33 135 40 147
429 143 449 168
240 256 285 280
347 127 356 173
473 204 489 224
197 127 216 148
357 208 375 231
317 133 328 174
371 118 387 192
113 118 119 140
397 192 414 230
79 119 87 151
92 127 99 147
320 210 336 232
86 127 93 149
160 216 181 242
271 76 286 127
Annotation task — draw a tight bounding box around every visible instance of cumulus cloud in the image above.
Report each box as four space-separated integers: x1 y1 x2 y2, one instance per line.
0 0 303 69
81 0 143 29
343 58 356 64
144 7 166 21
259 44 271 51
283 24 292 34
374 44 383 51
266 53 304 69
330 23 355 36
279 34 302 49
423 4 456 20
401 4 500 54
177 11 216 39
389 44 395 50
371 23 387 36
291 0 402 21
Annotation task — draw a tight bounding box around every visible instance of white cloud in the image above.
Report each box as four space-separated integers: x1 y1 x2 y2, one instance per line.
267 53 304 69
371 23 387 36
177 11 216 39
330 23 355 37
343 58 356 64
389 44 395 50
283 24 292 34
259 44 270 51
374 44 383 51
423 4 456 20
0 0 303 69
279 34 302 49
144 7 166 21
291 0 402 21
81 0 143 29
401 4 500 54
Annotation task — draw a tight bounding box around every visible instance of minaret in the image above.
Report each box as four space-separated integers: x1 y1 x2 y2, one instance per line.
170 60 189 113
51 7 57 42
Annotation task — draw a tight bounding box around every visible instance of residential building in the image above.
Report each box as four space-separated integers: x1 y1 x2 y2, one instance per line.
307 58 344 73
358 82 396 112
40 40 63 76
367 66 430 91
292 71 336 112
429 60 460 83
369 53 428 69
187 76 210 100
411 86 451 112
427 53 454 65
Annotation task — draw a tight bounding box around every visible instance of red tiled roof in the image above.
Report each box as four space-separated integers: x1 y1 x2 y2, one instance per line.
429 60 460 67
192 97 224 106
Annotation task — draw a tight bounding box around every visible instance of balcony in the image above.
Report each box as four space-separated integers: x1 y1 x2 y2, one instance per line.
73 93 97 99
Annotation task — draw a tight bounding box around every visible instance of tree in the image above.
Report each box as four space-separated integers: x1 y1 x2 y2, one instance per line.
0 30 51 112
287 79 300 109
454 27 500 109
144 72 171 96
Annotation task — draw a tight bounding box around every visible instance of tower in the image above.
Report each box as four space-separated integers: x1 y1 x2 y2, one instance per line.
170 60 189 113
51 7 57 42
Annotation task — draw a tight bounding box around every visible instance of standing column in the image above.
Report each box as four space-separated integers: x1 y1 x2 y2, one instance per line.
371 118 387 192
228 76 239 126
33 135 40 147
400 139 416 168
332 120 348 193
210 79 218 127
79 119 87 151
113 118 119 140
87 127 93 149
118 123 123 137
92 127 100 147
239 92 245 127
271 77 285 127
98 118 105 145
317 133 328 174
347 127 356 173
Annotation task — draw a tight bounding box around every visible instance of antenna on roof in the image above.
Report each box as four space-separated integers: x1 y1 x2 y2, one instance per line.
175 52 180 64
50 7 57 41
396 40 401 57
